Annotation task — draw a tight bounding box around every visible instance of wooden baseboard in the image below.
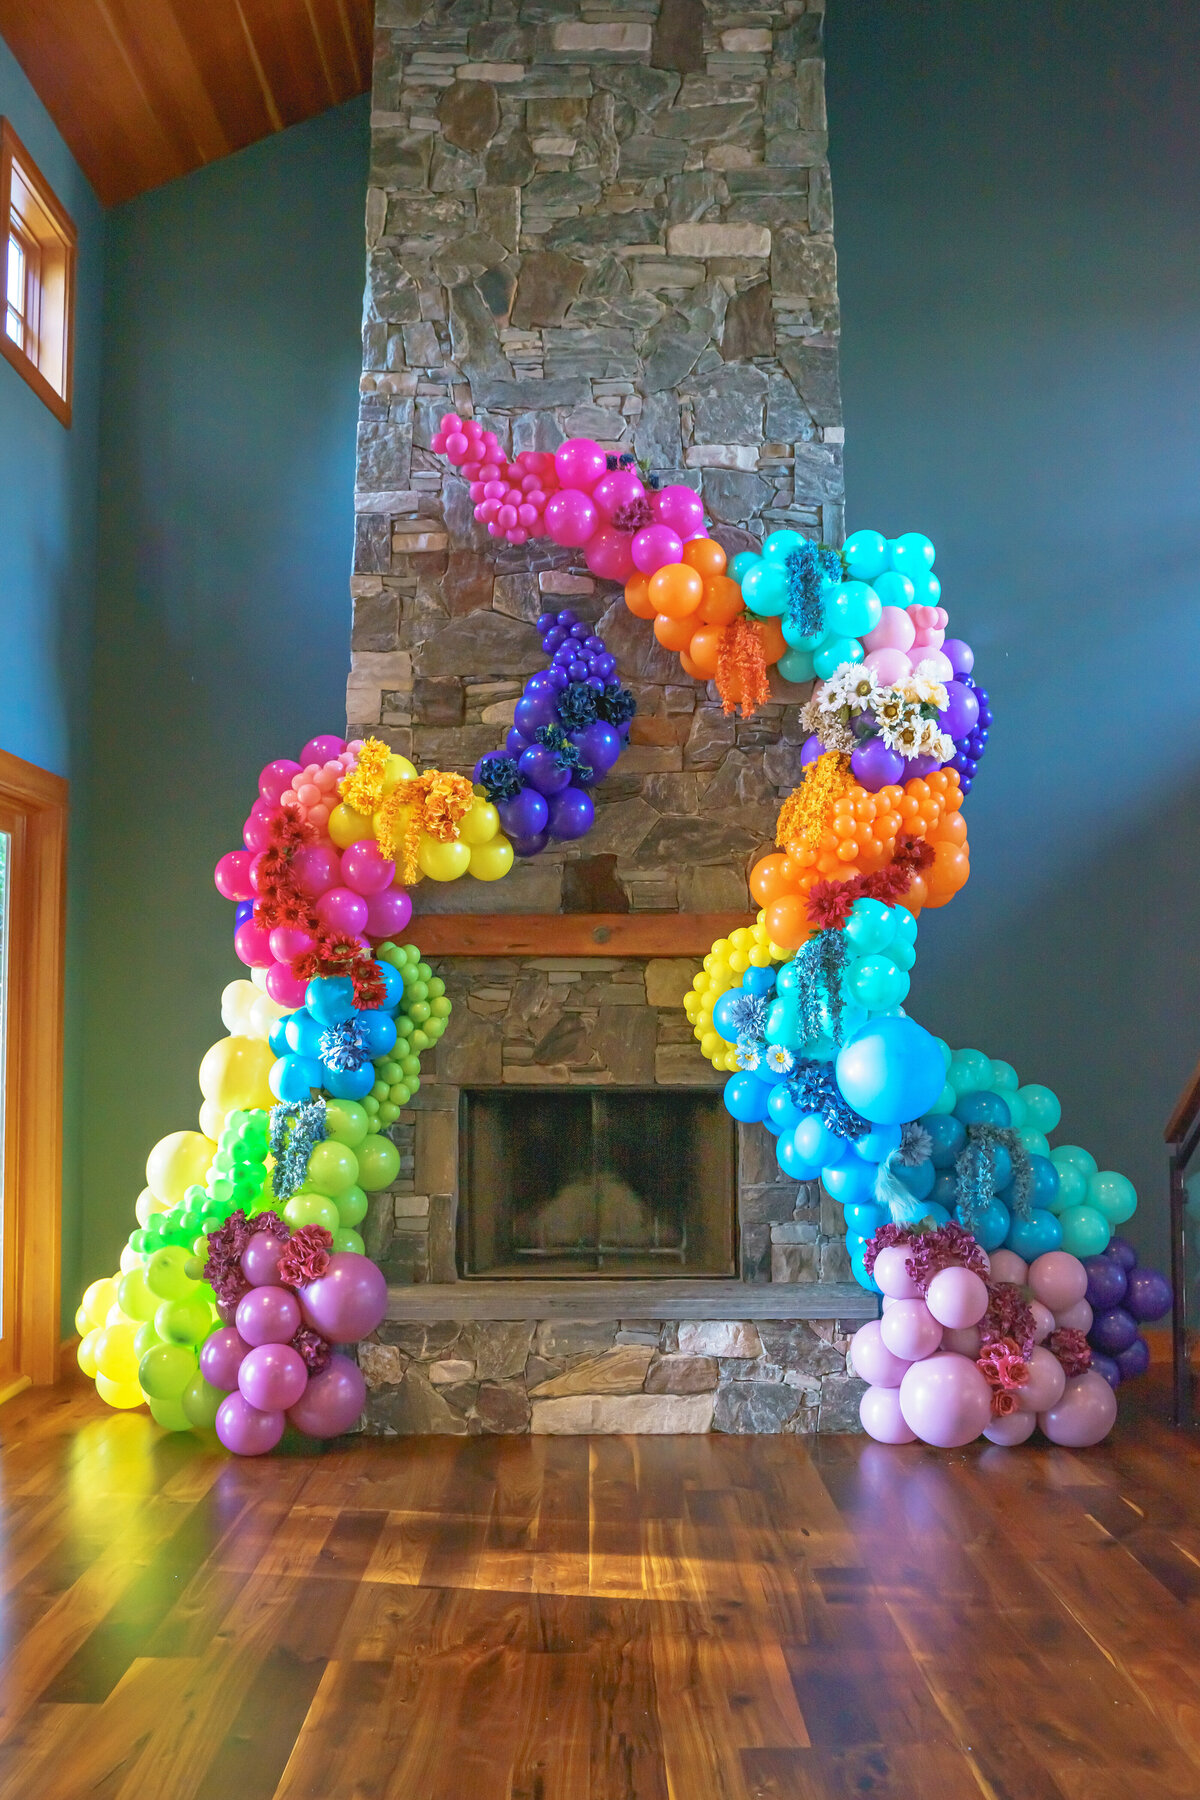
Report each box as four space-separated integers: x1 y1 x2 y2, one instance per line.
0 1375 32 1407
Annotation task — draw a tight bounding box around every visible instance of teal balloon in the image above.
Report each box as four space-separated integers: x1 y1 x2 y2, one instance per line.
847 954 909 1011
740 561 787 616
926 1081 958 1116
947 1048 993 1095
835 1017 946 1125
1018 1083 1061 1133
1017 1127 1050 1158
777 646 816 683
826 580 882 639
762 528 806 564
956 1198 1010 1251
1004 1209 1062 1260
1051 1144 1097 1177
889 532 936 578
872 570 915 609
782 614 826 649
1088 1170 1136 1224
989 1060 1019 1092
1004 1092 1028 1129
842 529 889 581
844 898 895 954
895 1158 935 1201
1049 1160 1089 1207
812 635 864 679
919 1202 952 1228
1058 1203 1112 1257
728 551 758 581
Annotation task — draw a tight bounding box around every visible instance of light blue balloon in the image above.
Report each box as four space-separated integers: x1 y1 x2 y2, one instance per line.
767 1082 804 1132
306 975 357 1027
777 646 816 683
850 1247 882 1295
872 569 915 610
835 1017 947 1126
845 1201 887 1236
740 561 787 616
889 532 936 578
270 1054 323 1104
323 1060 375 1101
762 528 806 564
855 1122 902 1163
842 529 889 581
826 580 882 639
724 1073 771 1123
812 635 864 679
285 1009 325 1059
356 1009 398 1058
822 1157 877 1205
711 988 744 1043
777 1131 821 1181
794 1113 841 1167
729 551 759 581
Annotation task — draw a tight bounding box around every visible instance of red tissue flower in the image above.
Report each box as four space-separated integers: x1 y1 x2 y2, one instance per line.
278 1223 334 1288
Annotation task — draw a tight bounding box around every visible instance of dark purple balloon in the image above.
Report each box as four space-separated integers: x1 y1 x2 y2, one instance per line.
942 637 974 678
850 736 905 792
1090 1351 1122 1390
1106 1236 1138 1272
497 788 549 840
1124 1267 1172 1323
547 785 595 841
1083 1253 1127 1313
518 745 572 796
508 829 549 857
571 721 620 778
1114 1335 1151 1381
513 693 556 738
1089 1305 1138 1355
542 625 566 651
937 679 980 741
593 652 616 681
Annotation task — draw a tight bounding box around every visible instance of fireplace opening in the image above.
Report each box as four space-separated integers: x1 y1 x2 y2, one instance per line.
458 1088 737 1279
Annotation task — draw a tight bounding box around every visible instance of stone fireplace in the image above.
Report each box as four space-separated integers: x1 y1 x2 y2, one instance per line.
350 0 874 1434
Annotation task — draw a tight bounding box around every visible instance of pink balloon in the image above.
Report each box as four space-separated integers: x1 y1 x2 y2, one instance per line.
880 1295 900 1311
1017 1345 1067 1413
243 811 273 852
315 887 369 935
299 1253 388 1344
199 1326 250 1391
1029 1300 1055 1344
239 1343 309 1412
987 1249 1028 1285
1028 1251 1088 1313
1054 1298 1093 1334
301 735 346 764
241 1231 286 1288
583 526 635 582
650 484 706 537
983 1410 1037 1446
268 926 315 963
292 843 340 898
265 962 310 1009
287 1354 367 1438
592 468 645 521
872 1245 922 1299
631 524 683 574
260 759 302 805
340 840 396 896
364 887 413 939
860 1384 917 1444
215 1392 285 1456
909 649 954 682
545 488 598 548
850 1319 911 1388
862 605 916 654
925 1266 989 1330
234 919 274 969
880 1298 943 1363
899 1352 993 1447
214 850 255 901
942 1325 982 1357
863 647 913 685
1038 1371 1118 1447
236 1285 302 1348
554 438 608 493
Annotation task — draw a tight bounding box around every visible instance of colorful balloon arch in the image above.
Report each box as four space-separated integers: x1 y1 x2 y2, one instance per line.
74 430 1169 1454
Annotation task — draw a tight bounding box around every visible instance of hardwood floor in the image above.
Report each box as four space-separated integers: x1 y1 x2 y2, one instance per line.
0 1374 1196 1798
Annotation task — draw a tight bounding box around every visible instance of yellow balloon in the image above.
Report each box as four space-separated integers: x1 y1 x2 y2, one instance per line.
382 754 417 795
95 1373 145 1411
458 796 500 846
468 836 514 882
95 1322 141 1385
417 835 471 881
198 1034 275 1114
198 1099 227 1141
74 1305 90 1336
146 1129 218 1206
328 802 376 848
77 1329 101 1378
82 1277 118 1330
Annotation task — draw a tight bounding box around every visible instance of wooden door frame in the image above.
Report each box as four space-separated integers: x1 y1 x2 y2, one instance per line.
0 747 67 1386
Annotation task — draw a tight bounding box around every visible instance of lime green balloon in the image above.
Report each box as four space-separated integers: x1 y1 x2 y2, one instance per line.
147 1394 191 1432
335 1184 369 1228
1018 1083 1061 1133
306 1139 360 1195
116 1268 158 1322
1057 1203 1112 1258
138 1341 197 1400
134 1320 162 1359
1051 1144 1097 1177
356 1134 400 1192
145 1245 195 1301
1088 1170 1136 1224
284 1193 340 1233
331 1227 365 1255
154 1295 213 1347
324 1099 369 1148
181 1372 223 1431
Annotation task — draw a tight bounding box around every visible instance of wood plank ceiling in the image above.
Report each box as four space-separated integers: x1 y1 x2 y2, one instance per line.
0 0 373 206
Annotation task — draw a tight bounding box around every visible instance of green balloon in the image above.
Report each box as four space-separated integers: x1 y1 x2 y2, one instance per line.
324 1099 369 1147
1018 1083 1061 1133
181 1372 223 1431
145 1245 196 1301
1088 1170 1136 1224
284 1193 340 1233
117 1268 159 1323
154 1295 213 1347
133 1321 162 1359
330 1227 365 1255
306 1139 360 1195
147 1394 192 1432
335 1184 369 1227
138 1341 197 1400
1057 1203 1112 1258
356 1133 400 1192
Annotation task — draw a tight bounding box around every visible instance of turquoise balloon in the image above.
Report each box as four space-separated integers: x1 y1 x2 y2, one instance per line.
947 1048 993 1095
844 899 895 954
1088 1170 1136 1224
890 939 916 972
812 635 864 679
932 1034 953 1069
1058 1203 1112 1258
1004 1208 1062 1261
782 614 826 649
1018 1083 1061 1132
1051 1144 1097 1176
777 646 816 683
740 561 787 616
1050 1161 1089 1207
1004 1092 1028 1129
926 1082 958 1115
762 528 806 564
989 1060 1019 1092
889 532 936 578
872 570 915 609
826 580 882 639
842 529 889 581
910 570 942 606
728 550 758 581
1017 1127 1050 1158
847 954 908 1011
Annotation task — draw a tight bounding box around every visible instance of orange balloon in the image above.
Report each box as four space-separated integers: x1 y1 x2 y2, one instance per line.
649 563 704 620
624 574 655 620
698 575 745 626
654 611 696 651
753 616 787 665
766 894 812 952
749 853 793 907
682 537 727 579
687 627 723 677
678 651 705 679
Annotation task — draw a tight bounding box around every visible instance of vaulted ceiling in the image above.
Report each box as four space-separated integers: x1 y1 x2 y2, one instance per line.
0 0 373 206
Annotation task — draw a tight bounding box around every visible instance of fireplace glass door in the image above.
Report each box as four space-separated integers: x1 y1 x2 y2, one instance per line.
458 1088 737 1278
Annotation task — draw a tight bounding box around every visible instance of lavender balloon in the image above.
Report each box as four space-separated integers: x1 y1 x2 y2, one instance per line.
287 1354 367 1438
943 638 974 678
299 1252 388 1344
215 1391 286 1456
199 1325 250 1391
850 736 905 792
238 1342 309 1412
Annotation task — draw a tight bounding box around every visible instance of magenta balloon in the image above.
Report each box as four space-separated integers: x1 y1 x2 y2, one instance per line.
925 1266 989 1330
631 524 683 574
879 1298 943 1363
315 886 369 935
591 467 645 522
214 850 254 901
651 484 706 537
1028 1251 1088 1313
364 887 413 939
871 1245 921 1299
265 961 310 1009
299 1253 388 1344
199 1325 250 1391
268 925 315 963
259 758 302 804
849 1319 911 1388
859 1383 918 1443
301 735 346 763
291 843 340 898
583 525 635 582
243 810 273 852
983 1410 1036 1446
1038 1370 1117 1446
241 1231 286 1288
287 1354 367 1438
236 1285 302 1347
1016 1344 1067 1413
215 1391 286 1456
544 489 598 548
233 919 273 969
899 1352 993 1447
553 438 607 493
340 840 396 897
238 1343 309 1412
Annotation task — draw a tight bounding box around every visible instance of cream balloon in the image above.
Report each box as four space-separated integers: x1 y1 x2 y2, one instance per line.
146 1130 218 1206
198 1035 275 1114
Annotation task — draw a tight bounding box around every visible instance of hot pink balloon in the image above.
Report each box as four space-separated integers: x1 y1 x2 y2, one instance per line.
365 887 413 938
243 810 273 852
340 840 396 896
860 1384 917 1444
265 962 310 1009
544 489 598 548
1054 1298 1093 1334
583 526 635 582
849 1319 911 1388
292 843 340 898
239 1342 309 1413
1017 1345 1067 1413
301 735 345 764
268 926 315 963
1038 1371 1117 1447
899 1352 992 1447
942 1325 982 1357
983 1410 1036 1446
592 467 645 521
215 1392 285 1456
631 524 683 574
862 606 916 654
872 1245 922 1300
987 1249 1028 1285
259 759 302 804
234 919 273 969
287 1353 367 1438
299 1253 388 1344
1028 1251 1088 1313
553 438 608 493
1028 1300 1055 1343
241 1230 286 1287
863 647 913 686
315 887 369 935
236 1285 302 1348
651 484 705 537
880 1298 943 1363
214 850 255 901
199 1326 250 1391
925 1266 989 1330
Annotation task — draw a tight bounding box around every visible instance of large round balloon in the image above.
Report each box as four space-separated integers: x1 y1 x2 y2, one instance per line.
835 1018 948 1125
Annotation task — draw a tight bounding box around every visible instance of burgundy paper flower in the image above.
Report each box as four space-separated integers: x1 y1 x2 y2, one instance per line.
904 1223 989 1291
1047 1327 1092 1378
862 1223 916 1276
290 1326 332 1375
980 1282 1036 1358
278 1224 334 1288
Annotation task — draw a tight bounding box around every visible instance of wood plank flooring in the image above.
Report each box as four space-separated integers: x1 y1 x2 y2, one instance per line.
0 1373 1195 1798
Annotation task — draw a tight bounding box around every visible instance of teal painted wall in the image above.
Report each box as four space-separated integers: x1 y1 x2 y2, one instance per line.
827 0 1200 1271
0 37 103 1326
80 98 368 1291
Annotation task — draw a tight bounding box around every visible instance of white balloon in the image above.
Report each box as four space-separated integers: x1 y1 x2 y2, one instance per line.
248 992 287 1041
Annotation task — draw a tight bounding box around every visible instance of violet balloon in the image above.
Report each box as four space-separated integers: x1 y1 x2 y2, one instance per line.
199 1325 250 1392
1083 1253 1127 1312
299 1253 388 1344
236 1284 302 1348
497 788 549 841
938 680 979 741
570 721 620 778
850 737 905 793
287 1354 367 1438
513 692 557 737
215 1391 286 1456
1124 1267 1171 1322
241 1231 286 1288
1089 1305 1137 1355
1114 1335 1150 1380
518 744 572 797
238 1342 309 1413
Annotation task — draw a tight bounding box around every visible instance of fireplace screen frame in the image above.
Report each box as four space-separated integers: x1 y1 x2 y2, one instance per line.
457 1086 738 1280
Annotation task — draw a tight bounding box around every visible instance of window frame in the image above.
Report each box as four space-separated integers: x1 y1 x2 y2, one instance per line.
0 119 76 429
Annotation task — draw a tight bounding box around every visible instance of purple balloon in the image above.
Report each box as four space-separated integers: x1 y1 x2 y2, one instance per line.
513 693 556 738
850 736 905 792
1114 1335 1151 1381
215 1391 286 1456
287 1354 367 1438
236 1284 302 1347
241 1231 286 1288
1082 1253 1127 1313
497 788 549 840
238 1342 309 1412
1124 1267 1172 1322
299 1252 388 1344
1105 1235 1138 1271
904 753 941 777
942 637 974 678
1090 1351 1122 1390
508 829 550 858
505 728 530 757
937 680 979 742
199 1325 250 1392
1089 1305 1138 1355
546 786 594 841
517 744 571 796
800 734 824 768
571 721 620 778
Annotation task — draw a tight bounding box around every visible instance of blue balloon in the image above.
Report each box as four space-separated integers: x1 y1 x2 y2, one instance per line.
855 1122 902 1164
956 1197 1011 1252
954 1090 1011 1129
285 1009 326 1059
822 1158 877 1205
990 1146 1013 1191
712 988 746 1044
849 1245 882 1294
373 960 405 1012
931 1168 959 1210
767 1083 803 1133
835 1017 946 1125
777 1131 820 1181
743 965 777 997
894 1158 936 1201
845 1201 887 1237
323 1060 376 1101
356 1009 398 1058
235 899 255 926
306 975 356 1027
776 961 801 994
923 1113 966 1168
919 1202 952 1228
793 1113 840 1167
270 1054 323 1103
1029 1154 1061 1209
763 1112 783 1137
268 1016 291 1058
724 1073 770 1123
1004 1208 1063 1261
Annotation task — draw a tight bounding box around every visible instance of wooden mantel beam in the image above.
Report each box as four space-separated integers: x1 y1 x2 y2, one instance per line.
409 913 756 957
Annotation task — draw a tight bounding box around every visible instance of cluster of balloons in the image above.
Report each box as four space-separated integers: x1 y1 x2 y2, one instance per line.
853 1239 1120 1447
77 1245 222 1426
431 413 554 545
623 533 789 700
473 608 634 854
1083 1240 1172 1386
128 1107 269 1259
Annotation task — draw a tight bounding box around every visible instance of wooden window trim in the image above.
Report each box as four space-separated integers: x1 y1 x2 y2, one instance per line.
0 119 76 429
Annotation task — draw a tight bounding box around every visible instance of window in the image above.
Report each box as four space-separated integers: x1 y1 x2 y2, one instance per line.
0 120 76 427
